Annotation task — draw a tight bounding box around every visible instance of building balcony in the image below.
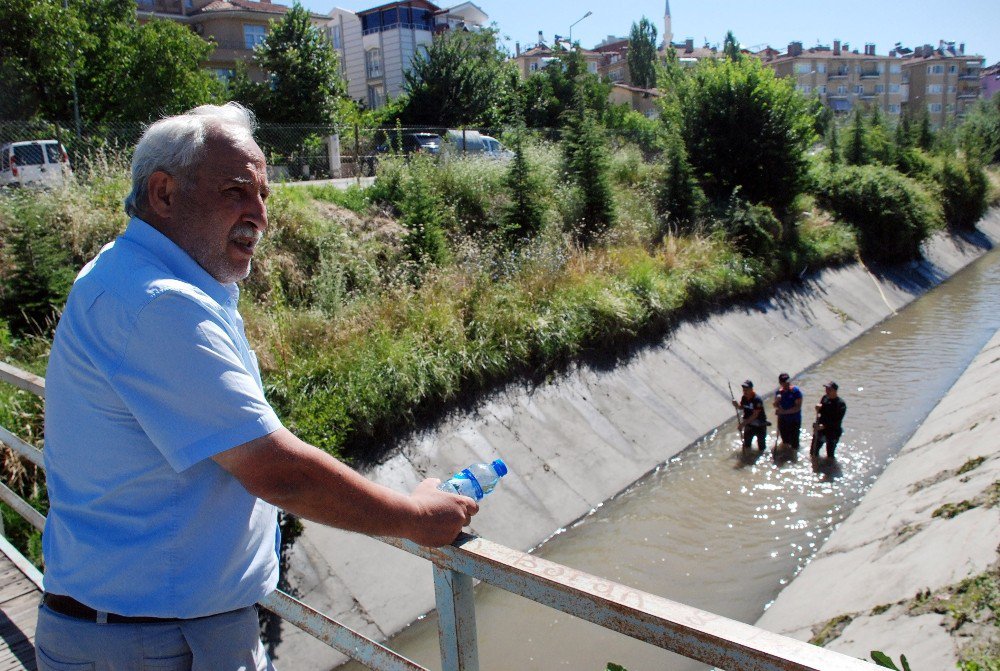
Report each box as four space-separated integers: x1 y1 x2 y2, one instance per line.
958 73 980 80
860 71 882 78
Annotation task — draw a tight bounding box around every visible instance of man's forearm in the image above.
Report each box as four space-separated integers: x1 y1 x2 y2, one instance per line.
213 428 477 547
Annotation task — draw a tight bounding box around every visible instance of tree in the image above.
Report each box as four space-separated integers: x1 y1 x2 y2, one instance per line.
562 101 616 246
1 0 221 123
501 133 547 246
627 18 658 90
522 47 611 129
399 28 519 127
677 57 815 216
656 135 706 236
843 108 869 166
232 3 344 124
722 30 742 62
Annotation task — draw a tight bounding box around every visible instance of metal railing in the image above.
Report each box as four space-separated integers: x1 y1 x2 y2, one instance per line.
0 361 875 670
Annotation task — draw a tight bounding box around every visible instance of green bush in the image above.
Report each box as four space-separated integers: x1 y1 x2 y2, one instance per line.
814 164 941 263
935 157 989 230
717 197 781 259
676 57 815 213
655 140 706 236
0 192 78 335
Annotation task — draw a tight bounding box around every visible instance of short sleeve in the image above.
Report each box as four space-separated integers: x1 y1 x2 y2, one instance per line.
111 292 282 472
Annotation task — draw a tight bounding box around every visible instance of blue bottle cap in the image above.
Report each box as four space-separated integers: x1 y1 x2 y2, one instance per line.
491 459 508 477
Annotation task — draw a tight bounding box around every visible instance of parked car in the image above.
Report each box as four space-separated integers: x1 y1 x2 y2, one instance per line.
440 130 512 161
1 139 73 188
361 131 442 176
481 135 514 161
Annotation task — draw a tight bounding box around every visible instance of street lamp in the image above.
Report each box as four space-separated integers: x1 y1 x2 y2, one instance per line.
568 11 592 47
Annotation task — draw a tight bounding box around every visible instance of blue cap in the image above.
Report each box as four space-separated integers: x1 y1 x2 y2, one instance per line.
491 459 508 477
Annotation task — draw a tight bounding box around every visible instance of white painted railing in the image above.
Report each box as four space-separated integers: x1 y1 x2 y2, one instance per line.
0 361 876 670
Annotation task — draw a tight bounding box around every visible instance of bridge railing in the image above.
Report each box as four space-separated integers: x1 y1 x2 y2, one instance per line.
0 360 875 671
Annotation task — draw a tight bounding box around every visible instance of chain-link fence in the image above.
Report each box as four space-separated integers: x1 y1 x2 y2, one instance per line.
0 120 532 182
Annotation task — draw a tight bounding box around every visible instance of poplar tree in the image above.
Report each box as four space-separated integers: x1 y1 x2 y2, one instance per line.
627 18 658 89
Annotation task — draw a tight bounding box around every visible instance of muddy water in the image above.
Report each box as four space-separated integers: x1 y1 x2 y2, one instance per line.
342 247 1000 671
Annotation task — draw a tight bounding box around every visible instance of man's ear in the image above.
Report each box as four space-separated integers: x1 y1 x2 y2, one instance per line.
146 171 177 220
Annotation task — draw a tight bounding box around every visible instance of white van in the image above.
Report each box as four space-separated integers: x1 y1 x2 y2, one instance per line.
1 140 73 188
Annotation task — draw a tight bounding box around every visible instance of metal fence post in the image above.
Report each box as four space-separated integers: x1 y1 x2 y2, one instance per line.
354 123 361 185
433 564 479 671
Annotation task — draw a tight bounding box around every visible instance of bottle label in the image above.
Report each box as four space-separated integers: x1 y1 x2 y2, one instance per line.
458 468 483 500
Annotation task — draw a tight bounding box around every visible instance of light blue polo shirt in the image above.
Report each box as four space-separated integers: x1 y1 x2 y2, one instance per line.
42 217 284 618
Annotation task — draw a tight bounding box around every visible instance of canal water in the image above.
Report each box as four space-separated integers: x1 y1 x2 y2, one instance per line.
342 246 1000 671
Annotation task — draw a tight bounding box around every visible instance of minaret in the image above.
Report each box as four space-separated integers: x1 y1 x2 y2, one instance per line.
663 0 673 50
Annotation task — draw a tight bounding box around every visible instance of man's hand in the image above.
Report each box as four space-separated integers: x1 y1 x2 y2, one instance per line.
732 399 740 409
405 479 479 547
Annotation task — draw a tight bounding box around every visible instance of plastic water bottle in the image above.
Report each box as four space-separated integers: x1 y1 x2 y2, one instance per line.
437 459 509 501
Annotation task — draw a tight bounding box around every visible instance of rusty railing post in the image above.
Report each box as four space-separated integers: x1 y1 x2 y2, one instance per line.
433 564 479 671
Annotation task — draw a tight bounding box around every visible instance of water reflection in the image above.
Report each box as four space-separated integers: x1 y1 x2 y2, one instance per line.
342 247 1000 671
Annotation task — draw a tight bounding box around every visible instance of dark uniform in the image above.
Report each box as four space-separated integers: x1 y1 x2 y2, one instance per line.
813 395 847 459
739 394 768 452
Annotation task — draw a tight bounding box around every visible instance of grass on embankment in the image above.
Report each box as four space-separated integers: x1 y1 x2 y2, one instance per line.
2 141 858 466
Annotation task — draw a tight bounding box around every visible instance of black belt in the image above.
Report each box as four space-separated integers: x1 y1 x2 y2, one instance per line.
43 593 184 624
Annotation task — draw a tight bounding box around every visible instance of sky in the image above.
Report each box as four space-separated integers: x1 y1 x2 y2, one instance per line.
300 0 1000 66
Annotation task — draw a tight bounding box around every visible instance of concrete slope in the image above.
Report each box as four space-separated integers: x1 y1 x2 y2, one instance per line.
276 211 1000 670
756 327 1000 670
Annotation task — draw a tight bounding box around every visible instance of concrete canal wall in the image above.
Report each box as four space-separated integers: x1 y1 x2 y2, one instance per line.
277 210 1000 669
756 326 1000 669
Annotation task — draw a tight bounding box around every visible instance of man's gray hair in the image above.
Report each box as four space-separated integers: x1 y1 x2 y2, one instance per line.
124 102 258 217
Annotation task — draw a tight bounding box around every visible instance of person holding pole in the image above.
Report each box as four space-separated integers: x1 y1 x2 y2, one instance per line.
733 380 768 452
811 381 847 460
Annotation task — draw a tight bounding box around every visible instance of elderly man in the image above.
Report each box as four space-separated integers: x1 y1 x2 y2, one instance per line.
37 103 478 670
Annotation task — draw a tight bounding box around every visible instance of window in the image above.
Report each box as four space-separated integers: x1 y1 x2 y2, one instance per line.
852 84 863 94
837 85 847 94
948 64 957 73
797 84 811 93
381 8 398 28
330 24 342 49
367 84 385 109
927 84 942 94
243 24 266 50
587 61 597 74
890 64 901 74
213 68 235 82
816 63 826 74
928 64 944 74
948 85 956 93
888 104 901 114
946 104 954 112
795 63 811 74
928 103 942 112
366 48 382 78
529 62 538 72
817 85 827 94
874 84 884 93
889 84 900 93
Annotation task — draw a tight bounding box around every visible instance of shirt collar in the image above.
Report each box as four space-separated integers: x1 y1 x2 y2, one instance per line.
121 217 239 307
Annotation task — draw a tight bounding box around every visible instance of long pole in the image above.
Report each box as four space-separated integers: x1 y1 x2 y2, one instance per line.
568 10 592 47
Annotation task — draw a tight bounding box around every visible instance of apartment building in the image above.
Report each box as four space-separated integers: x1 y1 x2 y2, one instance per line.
136 0 325 83
512 37 602 79
901 42 984 125
327 1 488 109
983 61 1000 101
593 36 630 85
764 41 904 117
